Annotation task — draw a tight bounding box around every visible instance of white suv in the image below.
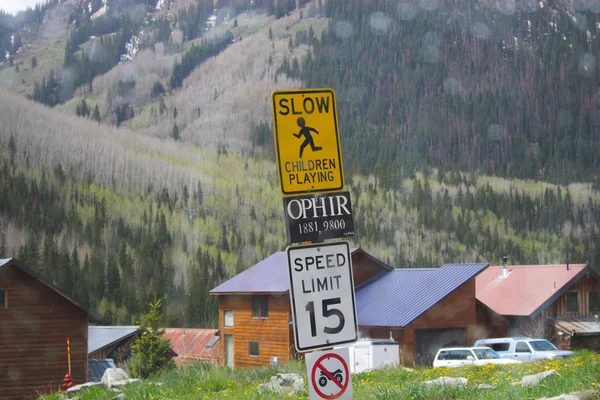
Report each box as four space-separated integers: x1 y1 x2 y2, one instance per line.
432 347 522 368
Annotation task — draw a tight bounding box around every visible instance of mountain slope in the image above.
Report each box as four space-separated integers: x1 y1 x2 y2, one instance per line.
298 0 600 185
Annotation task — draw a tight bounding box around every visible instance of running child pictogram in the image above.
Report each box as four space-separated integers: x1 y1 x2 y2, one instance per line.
294 117 323 158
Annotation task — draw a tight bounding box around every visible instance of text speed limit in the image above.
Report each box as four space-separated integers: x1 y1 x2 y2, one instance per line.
287 242 358 352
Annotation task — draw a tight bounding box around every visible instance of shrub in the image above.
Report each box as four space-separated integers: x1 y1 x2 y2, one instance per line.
128 297 174 378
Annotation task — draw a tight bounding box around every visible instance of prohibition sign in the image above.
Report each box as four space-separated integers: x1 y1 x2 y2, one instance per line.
310 353 349 399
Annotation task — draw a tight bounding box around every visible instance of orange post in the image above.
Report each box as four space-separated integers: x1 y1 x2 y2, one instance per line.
60 337 74 389
66 337 71 376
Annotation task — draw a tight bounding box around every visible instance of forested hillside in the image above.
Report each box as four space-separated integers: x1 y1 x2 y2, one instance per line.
291 0 600 186
2 0 600 327
2 89 600 326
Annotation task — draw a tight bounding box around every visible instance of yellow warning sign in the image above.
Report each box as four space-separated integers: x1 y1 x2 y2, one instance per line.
272 88 344 196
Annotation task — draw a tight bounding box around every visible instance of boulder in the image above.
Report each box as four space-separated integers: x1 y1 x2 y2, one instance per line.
423 376 468 387
110 379 141 389
268 373 305 393
520 370 557 387
376 360 397 370
476 384 496 390
537 390 598 400
66 381 102 395
101 368 130 388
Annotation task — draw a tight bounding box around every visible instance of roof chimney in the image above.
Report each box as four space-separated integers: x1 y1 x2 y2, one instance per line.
566 258 569 271
502 256 508 277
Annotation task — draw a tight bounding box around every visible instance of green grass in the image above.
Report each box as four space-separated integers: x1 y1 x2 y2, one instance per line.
40 351 600 399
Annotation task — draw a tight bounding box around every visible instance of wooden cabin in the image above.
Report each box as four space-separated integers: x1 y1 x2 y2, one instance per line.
210 249 392 369
357 263 489 366
211 249 490 368
0 258 101 399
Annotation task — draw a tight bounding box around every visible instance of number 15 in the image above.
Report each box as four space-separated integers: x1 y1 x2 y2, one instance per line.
305 297 345 337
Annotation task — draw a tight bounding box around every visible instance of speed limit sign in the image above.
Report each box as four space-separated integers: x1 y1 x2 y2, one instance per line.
287 242 358 352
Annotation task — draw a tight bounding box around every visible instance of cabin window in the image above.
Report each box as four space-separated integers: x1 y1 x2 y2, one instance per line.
566 292 579 313
252 296 268 319
249 341 259 357
589 292 600 313
224 310 233 327
0 290 5 309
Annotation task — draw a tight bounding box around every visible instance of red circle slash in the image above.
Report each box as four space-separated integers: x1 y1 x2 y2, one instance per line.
310 352 349 399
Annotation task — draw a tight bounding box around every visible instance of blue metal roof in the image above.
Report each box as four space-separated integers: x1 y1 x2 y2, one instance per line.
210 251 290 294
89 359 116 382
210 248 369 294
88 326 139 354
356 263 488 328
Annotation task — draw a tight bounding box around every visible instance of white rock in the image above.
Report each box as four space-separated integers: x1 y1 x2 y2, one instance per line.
537 390 597 400
423 376 468 387
520 370 557 387
110 379 141 389
476 383 496 390
268 373 305 393
101 368 130 388
376 360 397 370
66 381 102 395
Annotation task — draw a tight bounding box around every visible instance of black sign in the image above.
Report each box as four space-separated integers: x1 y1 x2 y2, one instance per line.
283 191 355 244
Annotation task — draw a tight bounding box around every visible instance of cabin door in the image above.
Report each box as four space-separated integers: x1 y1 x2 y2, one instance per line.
225 334 234 368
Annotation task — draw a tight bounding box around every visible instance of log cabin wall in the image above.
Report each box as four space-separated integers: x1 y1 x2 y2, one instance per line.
0 264 88 400
218 294 291 369
554 276 600 317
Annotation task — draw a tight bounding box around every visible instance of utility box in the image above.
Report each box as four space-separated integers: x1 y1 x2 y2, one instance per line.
339 338 400 373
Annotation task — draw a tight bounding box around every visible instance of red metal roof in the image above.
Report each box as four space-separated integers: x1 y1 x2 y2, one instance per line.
476 264 588 317
162 328 221 365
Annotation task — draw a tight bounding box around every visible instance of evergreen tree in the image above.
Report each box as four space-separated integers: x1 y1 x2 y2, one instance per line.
70 247 81 301
56 242 73 296
0 229 6 256
106 251 120 304
92 104 101 122
151 80 165 97
129 297 174 378
40 234 57 283
76 99 90 117
171 123 180 141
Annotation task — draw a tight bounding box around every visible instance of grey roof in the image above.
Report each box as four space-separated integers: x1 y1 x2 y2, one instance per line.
88 326 140 354
210 251 289 294
0 259 11 267
89 359 115 382
356 263 489 328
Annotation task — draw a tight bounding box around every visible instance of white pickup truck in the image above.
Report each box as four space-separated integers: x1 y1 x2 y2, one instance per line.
473 337 574 362
432 347 521 368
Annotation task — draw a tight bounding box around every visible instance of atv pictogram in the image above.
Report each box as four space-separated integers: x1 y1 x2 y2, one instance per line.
318 368 343 387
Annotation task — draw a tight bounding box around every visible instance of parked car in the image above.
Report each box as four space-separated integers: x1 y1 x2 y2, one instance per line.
432 346 522 368
473 337 574 362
